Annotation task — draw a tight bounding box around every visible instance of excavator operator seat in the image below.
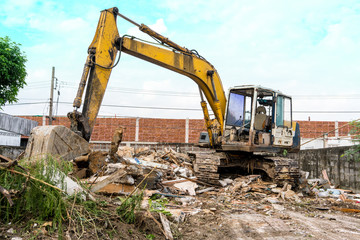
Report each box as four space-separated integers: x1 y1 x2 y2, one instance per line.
254 106 267 130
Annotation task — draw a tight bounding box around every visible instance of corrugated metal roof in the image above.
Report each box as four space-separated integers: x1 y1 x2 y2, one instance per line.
0 112 38 136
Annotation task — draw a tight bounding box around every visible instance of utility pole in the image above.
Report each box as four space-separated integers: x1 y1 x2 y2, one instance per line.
49 66 55 125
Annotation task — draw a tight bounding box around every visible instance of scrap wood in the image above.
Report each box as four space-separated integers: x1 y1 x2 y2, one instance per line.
0 154 13 162
331 207 360 213
118 166 157 209
322 169 331 186
0 185 13 206
90 169 127 193
342 199 360 204
160 151 171 158
0 160 17 168
310 181 318 191
146 210 167 238
168 154 181 166
339 194 347 202
162 177 197 185
196 187 215 194
182 176 215 187
159 212 174 240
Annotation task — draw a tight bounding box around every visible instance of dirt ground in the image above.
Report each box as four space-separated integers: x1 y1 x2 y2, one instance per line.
2 194 360 240
179 199 360 240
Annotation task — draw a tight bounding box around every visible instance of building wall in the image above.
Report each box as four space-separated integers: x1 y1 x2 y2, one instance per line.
18 116 353 146
0 129 21 146
0 145 25 159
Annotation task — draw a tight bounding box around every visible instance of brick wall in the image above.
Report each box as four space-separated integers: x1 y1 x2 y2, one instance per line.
297 121 352 139
17 116 351 143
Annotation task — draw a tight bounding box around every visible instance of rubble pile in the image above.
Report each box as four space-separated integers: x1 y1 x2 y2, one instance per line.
2 145 360 239
71 146 195 195
70 145 360 214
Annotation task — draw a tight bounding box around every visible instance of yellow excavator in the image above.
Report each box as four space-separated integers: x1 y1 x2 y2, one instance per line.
29 7 301 184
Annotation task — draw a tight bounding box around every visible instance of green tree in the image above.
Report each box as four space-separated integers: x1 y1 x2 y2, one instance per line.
343 120 360 161
0 36 27 108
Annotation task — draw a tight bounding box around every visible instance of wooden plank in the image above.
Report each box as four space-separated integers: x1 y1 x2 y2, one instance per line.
195 164 218 173
195 157 221 165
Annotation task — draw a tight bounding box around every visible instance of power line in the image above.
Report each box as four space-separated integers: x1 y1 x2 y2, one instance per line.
21 84 360 100
294 111 360 113
4 101 360 113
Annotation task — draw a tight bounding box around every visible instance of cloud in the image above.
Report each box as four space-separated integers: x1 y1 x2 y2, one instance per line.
1 1 360 121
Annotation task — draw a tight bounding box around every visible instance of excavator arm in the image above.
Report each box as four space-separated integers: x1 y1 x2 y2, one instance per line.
69 7 227 145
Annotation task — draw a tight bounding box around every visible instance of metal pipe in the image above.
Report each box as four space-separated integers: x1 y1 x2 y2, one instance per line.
116 12 140 27
198 86 205 102
49 66 55 125
207 70 218 101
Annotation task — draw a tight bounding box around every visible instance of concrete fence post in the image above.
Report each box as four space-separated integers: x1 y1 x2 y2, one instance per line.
335 120 339 139
323 133 328 148
135 117 140 142
185 118 189 143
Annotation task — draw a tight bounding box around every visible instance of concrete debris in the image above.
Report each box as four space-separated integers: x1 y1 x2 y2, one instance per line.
116 146 134 158
174 181 198 196
176 196 196 206
272 203 285 211
7 140 360 240
48 167 94 201
24 125 90 161
67 146 359 222
219 178 234 187
71 146 197 196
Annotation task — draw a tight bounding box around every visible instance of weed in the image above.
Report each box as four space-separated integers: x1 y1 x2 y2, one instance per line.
146 233 155 239
0 156 71 235
148 197 172 216
116 192 144 224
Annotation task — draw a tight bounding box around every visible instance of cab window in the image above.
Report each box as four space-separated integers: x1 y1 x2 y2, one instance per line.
276 96 292 128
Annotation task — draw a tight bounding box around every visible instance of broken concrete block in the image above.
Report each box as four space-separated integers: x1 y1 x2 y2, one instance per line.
24 125 90 161
115 175 135 185
123 157 170 170
219 178 233 187
117 146 134 158
174 181 198 196
49 168 93 200
105 163 127 175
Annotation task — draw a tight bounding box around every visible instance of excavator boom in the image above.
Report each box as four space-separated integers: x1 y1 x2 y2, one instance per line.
70 7 226 144
25 7 301 187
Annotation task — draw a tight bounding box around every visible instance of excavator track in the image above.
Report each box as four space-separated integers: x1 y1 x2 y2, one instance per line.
188 151 225 185
189 151 300 186
257 156 300 186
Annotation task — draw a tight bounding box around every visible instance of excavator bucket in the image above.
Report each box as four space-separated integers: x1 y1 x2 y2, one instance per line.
24 125 90 161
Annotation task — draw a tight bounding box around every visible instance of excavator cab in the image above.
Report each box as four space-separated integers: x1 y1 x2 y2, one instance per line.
221 85 300 153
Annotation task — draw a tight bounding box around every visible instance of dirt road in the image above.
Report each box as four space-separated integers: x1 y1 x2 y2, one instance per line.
179 197 360 239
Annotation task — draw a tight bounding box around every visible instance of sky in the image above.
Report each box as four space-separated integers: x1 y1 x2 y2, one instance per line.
0 0 360 121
